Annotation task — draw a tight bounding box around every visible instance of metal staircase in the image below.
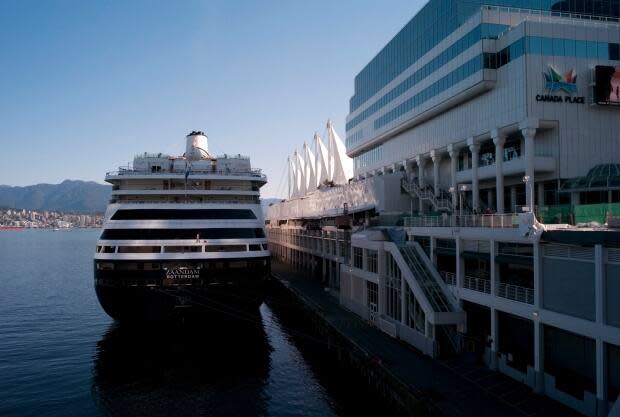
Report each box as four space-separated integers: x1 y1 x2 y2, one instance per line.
388 235 463 355
397 244 454 313
400 177 452 212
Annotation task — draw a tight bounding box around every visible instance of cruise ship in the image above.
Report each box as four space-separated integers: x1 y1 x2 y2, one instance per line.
94 131 270 321
266 2 620 416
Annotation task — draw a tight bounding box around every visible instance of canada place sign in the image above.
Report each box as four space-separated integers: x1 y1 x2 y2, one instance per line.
536 66 584 104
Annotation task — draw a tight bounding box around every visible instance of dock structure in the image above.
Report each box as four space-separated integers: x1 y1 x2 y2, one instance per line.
270 262 582 417
266 2 620 415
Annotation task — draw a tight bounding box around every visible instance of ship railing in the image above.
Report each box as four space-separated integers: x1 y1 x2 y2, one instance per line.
109 199 260 205
106 168 266 179
404 214 518 228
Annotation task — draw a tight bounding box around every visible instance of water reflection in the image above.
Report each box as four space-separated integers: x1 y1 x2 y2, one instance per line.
92 310 271 417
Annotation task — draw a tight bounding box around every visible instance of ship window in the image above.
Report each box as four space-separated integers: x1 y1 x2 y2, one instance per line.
117 246 160 253
249 244 262 251
100 228 265 240
163 246 202 253
102 246 116 253
96 262 114 270
110 209 257 220
205 245 247 252
262 244 268 250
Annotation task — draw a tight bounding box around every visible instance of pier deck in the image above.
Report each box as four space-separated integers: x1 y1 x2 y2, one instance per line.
271 261 582 417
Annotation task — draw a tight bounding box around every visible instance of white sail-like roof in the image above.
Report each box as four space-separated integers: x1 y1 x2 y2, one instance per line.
314 133 330 187
303 142 316 192
295 150 306 196
327 120 353 185
287 156 297 199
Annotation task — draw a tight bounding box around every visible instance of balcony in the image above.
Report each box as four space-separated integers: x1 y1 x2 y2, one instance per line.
497 283 534 304
463 275 491 294
455 155 555 183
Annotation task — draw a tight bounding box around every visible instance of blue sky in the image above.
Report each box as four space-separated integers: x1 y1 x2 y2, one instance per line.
0 0 423 197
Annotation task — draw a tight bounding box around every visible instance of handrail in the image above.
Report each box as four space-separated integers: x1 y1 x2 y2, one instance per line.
463 275 491 294
482 4 620 26
497 282 534 304
106 169 266 179
398 245 453 313
439 271 457 286
404 213 518 228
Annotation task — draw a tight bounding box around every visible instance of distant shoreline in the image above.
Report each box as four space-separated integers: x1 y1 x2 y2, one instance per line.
0 226 100 231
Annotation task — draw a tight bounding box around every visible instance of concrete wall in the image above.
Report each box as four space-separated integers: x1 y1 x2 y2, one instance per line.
542 258 595 321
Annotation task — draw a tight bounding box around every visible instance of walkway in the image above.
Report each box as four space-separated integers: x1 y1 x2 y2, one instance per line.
271 261 582 417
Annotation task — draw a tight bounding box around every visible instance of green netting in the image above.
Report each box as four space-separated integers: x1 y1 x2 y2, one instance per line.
538 205 572 224
574 203 620 224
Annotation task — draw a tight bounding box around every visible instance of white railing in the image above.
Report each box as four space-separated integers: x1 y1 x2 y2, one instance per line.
110 199 259 205
106 169 266 179
464 275 491 294
404 214 519 228
439 271 457 286
483 5 620 28
497 283 534 305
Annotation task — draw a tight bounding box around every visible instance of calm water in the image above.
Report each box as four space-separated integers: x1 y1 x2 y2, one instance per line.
0 230 364 417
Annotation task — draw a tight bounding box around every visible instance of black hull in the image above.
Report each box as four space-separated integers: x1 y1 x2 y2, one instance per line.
94 258 270 322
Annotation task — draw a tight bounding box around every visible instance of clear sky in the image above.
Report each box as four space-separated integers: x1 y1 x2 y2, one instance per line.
0 0 424 198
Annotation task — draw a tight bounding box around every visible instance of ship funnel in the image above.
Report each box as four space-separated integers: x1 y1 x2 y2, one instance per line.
185 131 210 160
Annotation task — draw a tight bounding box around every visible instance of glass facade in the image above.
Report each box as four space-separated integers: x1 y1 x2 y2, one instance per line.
353 144 383 170
374 55 483 130
346 23 508 132
350 0 620 115
484 36 620 70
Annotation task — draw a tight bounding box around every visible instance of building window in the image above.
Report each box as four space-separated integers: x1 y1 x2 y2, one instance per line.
366 249 378 273
353 247 363 269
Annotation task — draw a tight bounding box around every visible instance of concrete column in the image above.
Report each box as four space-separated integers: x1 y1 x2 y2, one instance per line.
448 144 458 211
490 240 497 297
510 186 517 213
534 320 544 393
534 241 542 309
400 276 409 326
571 191 580 205
492 130 506 213
455 237 463 290
416 155 426 214
468 138 480 212
490 308 498 370
378 248 386 316
595 245 604 324
430 150 440 196
521 127 537 210
596 338 607 415
537 183 545 207
401 274 407 325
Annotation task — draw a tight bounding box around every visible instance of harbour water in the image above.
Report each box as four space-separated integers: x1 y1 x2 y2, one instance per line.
0 230 381 417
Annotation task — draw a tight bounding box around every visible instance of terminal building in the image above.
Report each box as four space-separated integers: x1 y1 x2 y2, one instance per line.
265 1 620 416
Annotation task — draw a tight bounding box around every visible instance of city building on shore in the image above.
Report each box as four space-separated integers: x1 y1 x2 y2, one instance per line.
265 1 620 416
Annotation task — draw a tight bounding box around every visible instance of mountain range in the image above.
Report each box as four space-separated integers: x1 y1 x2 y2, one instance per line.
0 181 284 215
0 180 111 213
